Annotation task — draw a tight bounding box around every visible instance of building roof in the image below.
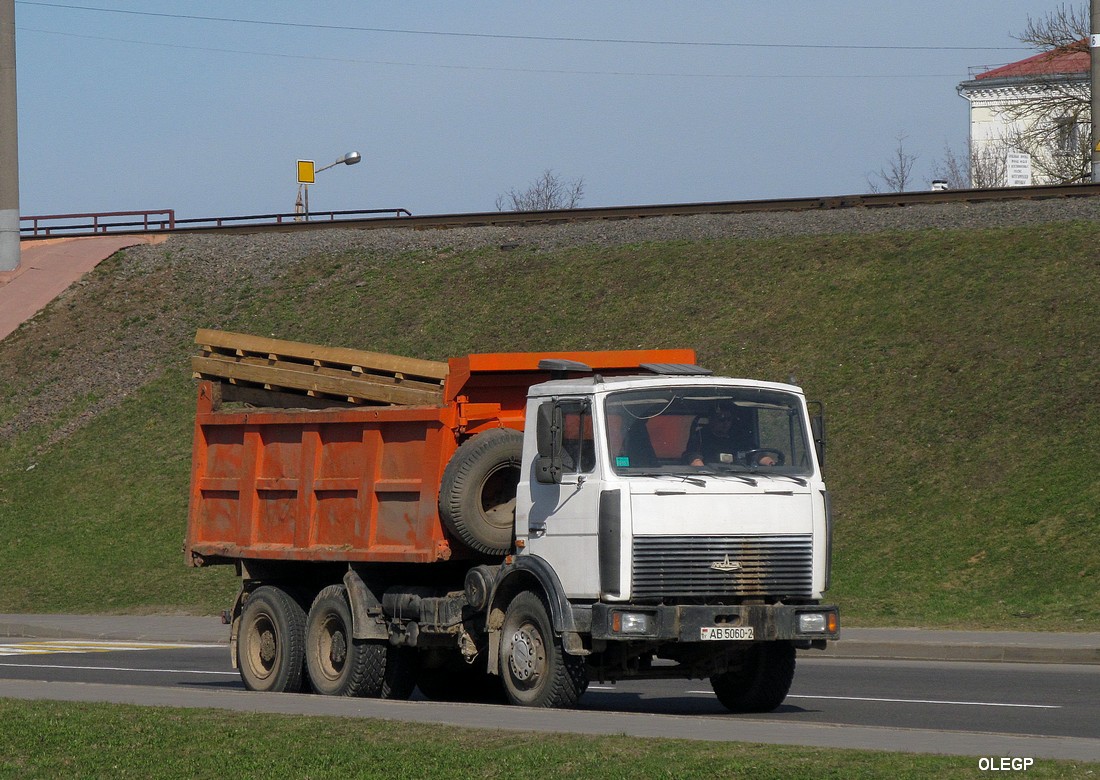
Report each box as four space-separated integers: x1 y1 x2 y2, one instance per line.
974 41 1088 81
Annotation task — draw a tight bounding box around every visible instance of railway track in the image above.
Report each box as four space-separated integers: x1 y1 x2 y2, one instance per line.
22 182 1100 239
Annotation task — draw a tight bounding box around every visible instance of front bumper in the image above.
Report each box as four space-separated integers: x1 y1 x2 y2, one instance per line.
589 602 840 644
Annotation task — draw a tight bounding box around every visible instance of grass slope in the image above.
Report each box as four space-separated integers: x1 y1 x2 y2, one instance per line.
0 222 1096 628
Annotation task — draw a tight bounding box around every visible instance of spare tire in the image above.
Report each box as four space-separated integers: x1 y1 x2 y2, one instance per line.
439 428 523 555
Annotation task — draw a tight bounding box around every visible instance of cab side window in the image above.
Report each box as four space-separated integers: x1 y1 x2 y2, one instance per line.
560 400 595 474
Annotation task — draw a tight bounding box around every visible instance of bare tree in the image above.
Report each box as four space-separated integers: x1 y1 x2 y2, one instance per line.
931 142 971 190
1017 3 1088 50
868 133 919 192
932 140 1010 189
970 139 1011 188
1003 120 1091 183
1001 3 1092 183
496 169 585 211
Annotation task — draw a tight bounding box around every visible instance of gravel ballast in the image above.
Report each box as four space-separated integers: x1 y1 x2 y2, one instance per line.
121 197 1100 267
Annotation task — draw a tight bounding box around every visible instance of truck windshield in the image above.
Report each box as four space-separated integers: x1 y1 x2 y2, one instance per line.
604 386 814 478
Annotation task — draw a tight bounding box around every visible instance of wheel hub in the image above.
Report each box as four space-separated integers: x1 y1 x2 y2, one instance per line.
329 630 347 666
509 628 537 681
259 630 277 665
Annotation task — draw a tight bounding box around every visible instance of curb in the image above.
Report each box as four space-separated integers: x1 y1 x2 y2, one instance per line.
817 639 1100 666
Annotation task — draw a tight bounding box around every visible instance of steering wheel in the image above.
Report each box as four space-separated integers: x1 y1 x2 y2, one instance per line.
746 449 785 467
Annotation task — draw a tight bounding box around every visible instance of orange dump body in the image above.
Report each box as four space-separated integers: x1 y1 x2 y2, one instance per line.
185 348 695 566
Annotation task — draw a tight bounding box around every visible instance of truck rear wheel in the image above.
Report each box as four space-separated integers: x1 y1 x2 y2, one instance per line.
499 591 586 708
710 641 796 713
440 428 523 555
237 585 307 693
305 585 386 697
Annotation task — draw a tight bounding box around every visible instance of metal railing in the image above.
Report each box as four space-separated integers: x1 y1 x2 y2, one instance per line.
20 208 412 238
171 208 412 230
19 183 1100 239
20 209 176 237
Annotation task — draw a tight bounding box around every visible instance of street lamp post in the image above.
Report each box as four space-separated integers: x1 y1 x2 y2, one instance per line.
296 151 361 220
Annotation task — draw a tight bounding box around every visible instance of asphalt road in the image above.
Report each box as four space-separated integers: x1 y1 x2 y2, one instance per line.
0 639 1096 761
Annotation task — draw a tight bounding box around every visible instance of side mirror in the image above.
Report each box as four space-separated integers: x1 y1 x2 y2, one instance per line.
808 400 826 473
535 403 563 484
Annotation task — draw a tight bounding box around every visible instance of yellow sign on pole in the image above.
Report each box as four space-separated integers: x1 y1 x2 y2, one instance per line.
297 160 315 184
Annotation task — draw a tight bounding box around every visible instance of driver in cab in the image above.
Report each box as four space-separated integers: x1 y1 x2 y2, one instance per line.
684 401 778 468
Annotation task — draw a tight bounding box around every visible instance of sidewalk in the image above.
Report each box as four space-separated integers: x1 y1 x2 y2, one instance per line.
0 614 1096 665
0 614 226 644
0 235 167 341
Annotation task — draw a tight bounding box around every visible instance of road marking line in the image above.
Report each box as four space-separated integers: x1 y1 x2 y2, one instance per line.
0 641 222 656
0 661 237 675
686 690 1060 709
787 694 1061 709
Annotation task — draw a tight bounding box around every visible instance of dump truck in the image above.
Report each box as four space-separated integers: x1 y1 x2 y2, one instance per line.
185 330 839 710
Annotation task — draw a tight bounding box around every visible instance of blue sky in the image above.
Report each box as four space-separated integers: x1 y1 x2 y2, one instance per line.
11 1 1070 219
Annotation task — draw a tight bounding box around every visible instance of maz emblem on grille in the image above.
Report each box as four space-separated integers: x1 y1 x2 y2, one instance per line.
710 554 743 573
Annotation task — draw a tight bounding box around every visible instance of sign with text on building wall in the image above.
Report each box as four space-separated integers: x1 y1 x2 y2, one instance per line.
1005 152 1032 187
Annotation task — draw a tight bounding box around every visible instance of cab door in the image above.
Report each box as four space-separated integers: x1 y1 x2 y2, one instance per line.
522 398 603 598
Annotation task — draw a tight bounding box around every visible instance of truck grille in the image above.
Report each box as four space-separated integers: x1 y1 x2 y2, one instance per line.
632 535 813 599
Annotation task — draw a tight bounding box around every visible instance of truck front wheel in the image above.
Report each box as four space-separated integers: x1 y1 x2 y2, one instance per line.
499 591 586 708
710 641 796 713
237 585 307 693
305 585 386 697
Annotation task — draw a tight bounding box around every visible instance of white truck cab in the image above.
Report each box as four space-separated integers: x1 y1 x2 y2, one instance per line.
519 373 832 601
498 367 838 712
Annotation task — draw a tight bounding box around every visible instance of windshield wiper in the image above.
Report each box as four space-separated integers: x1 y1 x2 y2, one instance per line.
755 472 808 486
699 467 757 486
639 472 708 487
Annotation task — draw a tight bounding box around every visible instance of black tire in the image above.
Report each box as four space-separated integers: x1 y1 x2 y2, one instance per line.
499 591 586 708
439 428 523 555
237 585 307 693
305 584 386 697
710 641 797 713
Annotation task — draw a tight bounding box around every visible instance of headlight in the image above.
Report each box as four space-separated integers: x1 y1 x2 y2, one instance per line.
611 611 654 635
798 612 829 633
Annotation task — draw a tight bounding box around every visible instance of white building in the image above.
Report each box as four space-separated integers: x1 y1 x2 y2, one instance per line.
957 44 1089 186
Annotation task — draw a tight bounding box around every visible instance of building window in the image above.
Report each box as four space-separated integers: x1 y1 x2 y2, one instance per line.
1055 115 1085 154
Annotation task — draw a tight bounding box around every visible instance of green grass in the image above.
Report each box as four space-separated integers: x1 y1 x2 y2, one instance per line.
0 222 1097 628
0 699 1093 779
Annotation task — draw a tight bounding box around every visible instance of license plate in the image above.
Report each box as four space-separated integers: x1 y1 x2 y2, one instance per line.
700 626 754 641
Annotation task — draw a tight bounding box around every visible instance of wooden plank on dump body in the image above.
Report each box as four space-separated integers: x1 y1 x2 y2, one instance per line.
196 353 445 395
195 329 448 382
193 330 447 406
192 355 445 406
